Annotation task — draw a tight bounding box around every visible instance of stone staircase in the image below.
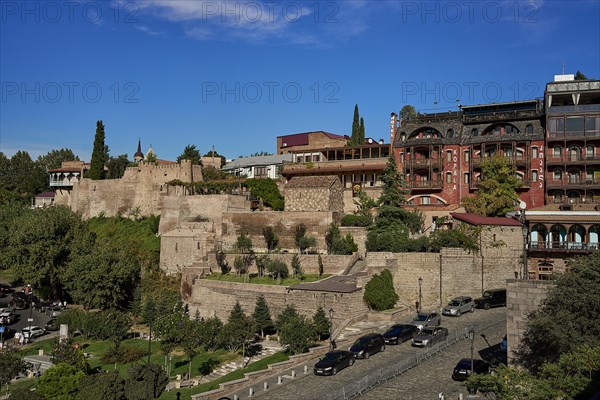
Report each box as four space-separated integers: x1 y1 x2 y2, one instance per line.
23 355 53 374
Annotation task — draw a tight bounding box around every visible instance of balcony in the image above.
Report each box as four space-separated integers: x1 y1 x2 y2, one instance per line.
406 180 443 190
546 154 600 165
546 178 600 189
471 155 527 168
403 158 442 170
547 131 600 139
529 241 599 252
281 158 387 175
471 178 531 189
49 178 80 187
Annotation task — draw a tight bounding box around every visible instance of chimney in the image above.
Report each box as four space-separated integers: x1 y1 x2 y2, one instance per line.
379 138 384 144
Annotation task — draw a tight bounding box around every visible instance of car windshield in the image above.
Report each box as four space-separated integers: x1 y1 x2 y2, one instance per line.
483 291 492 298
354 338 370 345
421 329 434 335
386 326 402 334
448 300 461 306
413 314 428 322
321 353 338 362
456 360 471 368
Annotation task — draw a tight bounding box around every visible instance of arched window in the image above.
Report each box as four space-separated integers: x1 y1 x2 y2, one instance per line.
553 191 563 203
525 124 533 134
532 170 538 182
446 150 452 162
569 145 581 161
553 146 562 158
471 128 479 136
587 145 595 158
464 150 470 162
446 172 452 183
447 129 454 138
553 168 562 181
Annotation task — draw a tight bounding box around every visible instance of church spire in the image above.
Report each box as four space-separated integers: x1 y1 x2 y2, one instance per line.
134 138 144 162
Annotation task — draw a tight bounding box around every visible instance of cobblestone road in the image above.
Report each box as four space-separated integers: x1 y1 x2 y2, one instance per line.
250 307 506 400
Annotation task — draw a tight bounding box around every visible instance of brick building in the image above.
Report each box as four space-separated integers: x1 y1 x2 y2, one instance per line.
393 99 545 224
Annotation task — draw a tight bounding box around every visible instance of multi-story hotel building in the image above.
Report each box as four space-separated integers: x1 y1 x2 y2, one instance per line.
392 99 545 228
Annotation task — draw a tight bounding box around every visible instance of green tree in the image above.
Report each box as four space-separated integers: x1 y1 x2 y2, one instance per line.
291 254 302 279
347 104 365 146
326 223 358 255
219 301 256 353
89 120 107 180
379 155 406 207
145 151 157 164
9 389 45 400
353 189 376 219
462 155 521 217
75 372 125 400
262 226 279 253
177 144 202 165
575 70 589 80
4 151 47 201
106 154 130 179
63 239 140 310
515 252 600 372
0 349 28 394
180 317 201 379
37 148 79 171
318 254 324 277
51 339 90 372
6 206 85 297
36 363 86 400
277 306 316 354
363 269 399 311
266 259 288 282
215 250 230 274
198 316 223 352
399 104 417 122
294 224 316 254
123 364 168 400
245 179 284 211
234 233 255 276
252 295 273 338
275 304 299 332
312 306 330 340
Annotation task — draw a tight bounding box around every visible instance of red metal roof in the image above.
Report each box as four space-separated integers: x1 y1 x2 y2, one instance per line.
48 168 83 173
35 191 55 198
451 213 522 226
278 131 348 147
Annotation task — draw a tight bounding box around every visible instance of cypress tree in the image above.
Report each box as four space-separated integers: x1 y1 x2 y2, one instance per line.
348 104 361 146
89 120 107 180
359 117 365 144
252 295 273 338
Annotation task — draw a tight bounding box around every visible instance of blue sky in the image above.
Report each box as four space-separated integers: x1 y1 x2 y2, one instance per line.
1 0 599 162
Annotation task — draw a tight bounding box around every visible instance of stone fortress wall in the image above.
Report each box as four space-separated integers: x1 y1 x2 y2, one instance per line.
58 160 202 219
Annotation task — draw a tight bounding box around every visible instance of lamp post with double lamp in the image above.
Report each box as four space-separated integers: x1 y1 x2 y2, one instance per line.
328 308 334 351
519 201 528 279
468 327 475 375
418 277 423 313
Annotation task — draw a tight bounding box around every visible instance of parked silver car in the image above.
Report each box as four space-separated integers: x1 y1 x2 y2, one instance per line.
442 296 475 317
409 312 441 330
412 327 449 347
22 326 45 340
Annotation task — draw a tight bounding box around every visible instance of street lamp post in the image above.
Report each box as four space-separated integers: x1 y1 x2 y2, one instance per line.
328 308 334 351
468 327 475 375
418 277 423 313
519 201 528 280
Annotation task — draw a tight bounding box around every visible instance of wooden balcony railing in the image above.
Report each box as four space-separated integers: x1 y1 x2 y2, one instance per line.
406 180 443 189
546 178 600 188
529 241 600 251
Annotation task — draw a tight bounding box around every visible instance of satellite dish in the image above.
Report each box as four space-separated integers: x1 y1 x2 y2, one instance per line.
519 201 527 210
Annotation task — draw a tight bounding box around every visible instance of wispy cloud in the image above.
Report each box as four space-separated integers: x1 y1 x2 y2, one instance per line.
131 0 372 46
135 25 166 37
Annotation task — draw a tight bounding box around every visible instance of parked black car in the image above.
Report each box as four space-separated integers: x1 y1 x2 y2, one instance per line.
452 358 491 381
350 333 385 359
313 350 355 375
475 288 507 310
382 324 419 345
0 283 14 294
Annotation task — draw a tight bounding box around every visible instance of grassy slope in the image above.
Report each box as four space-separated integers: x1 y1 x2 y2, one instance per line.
204 273 330 285
86 215 160 251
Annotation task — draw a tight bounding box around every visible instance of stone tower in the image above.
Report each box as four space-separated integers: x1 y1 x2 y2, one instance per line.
134 139 144 163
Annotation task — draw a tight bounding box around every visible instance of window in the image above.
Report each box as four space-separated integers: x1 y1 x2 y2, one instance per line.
254 166 267 177
554 169 562 180
464 150 470 162
566 116 585 132
447 129 454 138
471 128 479 136
464 173 470 184
532 147 538 159
422 196 431 205
532 170 538 182
586 116 600 132
525 124 533 134
446 151 452 162
554 146 562 158
446 172 452 183
587 145 595 158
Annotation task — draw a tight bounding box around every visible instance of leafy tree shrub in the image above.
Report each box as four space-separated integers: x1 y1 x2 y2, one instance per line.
262 226 279 253
363 269 399 311
101 346 145 364
340 214 372 227
266 259 289 281
276 304 317 354
312 306 330 340
198 358 220 378
51 340 89 372
36 363 86 400
515 252 600 372
218 301 256 353
318 254 324 277
0 349 28 389
252 295 273 338
124 364 168 400
198 316 223 352
245 179 284 210
291 254 302 278
75 372 125 400
215 250 230 274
